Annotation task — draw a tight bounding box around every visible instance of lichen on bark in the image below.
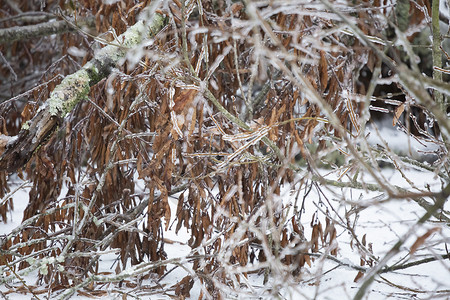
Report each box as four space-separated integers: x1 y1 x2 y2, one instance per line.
47 69 90 117
0 12 168 172
46 13 167 118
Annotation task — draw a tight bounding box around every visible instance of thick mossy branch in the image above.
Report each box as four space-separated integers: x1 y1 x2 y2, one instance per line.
0 13 167 172
0 16 95 44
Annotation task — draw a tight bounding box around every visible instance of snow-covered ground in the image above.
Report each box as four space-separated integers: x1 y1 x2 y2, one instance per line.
1 126 449 300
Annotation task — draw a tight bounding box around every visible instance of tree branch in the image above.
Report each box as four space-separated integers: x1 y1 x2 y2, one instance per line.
0 16 95 44
0 12 167 172
432 0 444 110
381 253 450 272
353 182 450 300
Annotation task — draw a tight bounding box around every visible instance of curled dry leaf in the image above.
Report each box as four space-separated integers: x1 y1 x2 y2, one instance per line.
393 103 405 126
409 227 441 255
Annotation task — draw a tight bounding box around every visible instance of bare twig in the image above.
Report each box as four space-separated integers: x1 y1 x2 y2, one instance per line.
354 183 450 300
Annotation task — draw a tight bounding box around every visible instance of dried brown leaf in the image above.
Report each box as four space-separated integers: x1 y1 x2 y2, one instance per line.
304 254 312 267
231 3 244 14
173 89 198 114
410 227 441 255
393 103 405 126
319 50 328 91
354 271 364 282
164 196 171 231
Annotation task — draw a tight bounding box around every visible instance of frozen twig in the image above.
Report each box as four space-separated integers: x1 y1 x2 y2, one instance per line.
353 182 450 300
0 203 76 250
320 0 450 140
314 175 450 223
381 253 450 272
0 180 30 207
59 254 213 300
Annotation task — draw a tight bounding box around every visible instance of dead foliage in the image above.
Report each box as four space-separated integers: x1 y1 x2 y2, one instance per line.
0 0 446 298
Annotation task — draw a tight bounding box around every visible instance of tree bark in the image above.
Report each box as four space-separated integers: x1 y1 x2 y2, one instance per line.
0 12 167 172
0 16 95 44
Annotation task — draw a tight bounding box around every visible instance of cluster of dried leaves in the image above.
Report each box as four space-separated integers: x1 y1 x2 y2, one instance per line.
0 0 448 299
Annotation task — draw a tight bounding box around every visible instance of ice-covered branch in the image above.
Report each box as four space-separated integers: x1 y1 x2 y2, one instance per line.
0 12 167 172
